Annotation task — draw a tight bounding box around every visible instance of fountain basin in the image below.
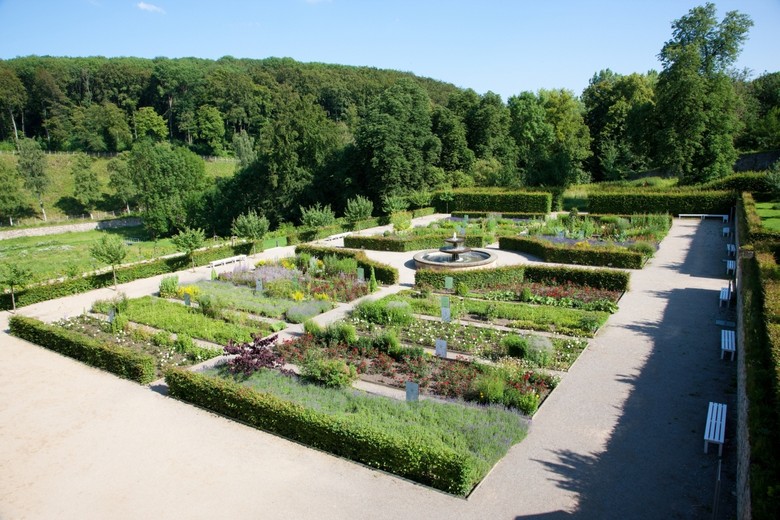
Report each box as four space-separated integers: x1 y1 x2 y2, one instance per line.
413 249 498 270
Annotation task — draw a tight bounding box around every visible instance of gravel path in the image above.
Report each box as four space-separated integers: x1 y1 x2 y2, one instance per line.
0 218 736 519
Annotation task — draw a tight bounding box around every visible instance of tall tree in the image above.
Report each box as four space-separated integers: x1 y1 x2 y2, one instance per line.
582 70 655 180
354 79 441 199
0 161 27 226
127 139 207 237
171 227 205 269
0 65 27 143
134 106 167 141
71 153 101 216
16 138 49 221
655 3 752 183
107 154 136 213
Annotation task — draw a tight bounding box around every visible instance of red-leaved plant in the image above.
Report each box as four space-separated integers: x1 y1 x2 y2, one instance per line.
224 334 285 375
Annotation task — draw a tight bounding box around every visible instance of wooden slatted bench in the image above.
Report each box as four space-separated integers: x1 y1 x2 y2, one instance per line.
719 287 731 308
721 329 736 360
726 259 736 276
208 254 247 268
704 402 727 456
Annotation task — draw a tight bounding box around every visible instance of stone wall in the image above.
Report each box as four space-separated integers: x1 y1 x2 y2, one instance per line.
0 218 142 240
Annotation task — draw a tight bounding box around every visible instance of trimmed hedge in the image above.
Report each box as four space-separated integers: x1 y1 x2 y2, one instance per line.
0 242 254 311
295 244 398 284
8 315 156 384
451 211 547 220
411 207 436 218
415 263 629 292
699 172 771 193
588 191 735 215
498 236 645 269
165 368 479 495
434 189 552 214
742 192 780 245
343 233 489 252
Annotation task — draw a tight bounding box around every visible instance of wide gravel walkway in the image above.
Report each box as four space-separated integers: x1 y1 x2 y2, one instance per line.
0 218 736 519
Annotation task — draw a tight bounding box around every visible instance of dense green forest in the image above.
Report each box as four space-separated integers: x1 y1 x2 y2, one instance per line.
0 3 777 235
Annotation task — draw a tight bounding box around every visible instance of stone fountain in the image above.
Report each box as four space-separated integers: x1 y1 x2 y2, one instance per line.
413 232 497 271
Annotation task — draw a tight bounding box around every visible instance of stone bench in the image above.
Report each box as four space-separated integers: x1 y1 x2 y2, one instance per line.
704 402 727 456
721 329 736 360
208 254 247 268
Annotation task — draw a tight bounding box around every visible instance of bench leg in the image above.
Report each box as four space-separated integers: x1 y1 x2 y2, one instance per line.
720 349 724 360
718 443 723 457
730 350 735 361
704 440 709 454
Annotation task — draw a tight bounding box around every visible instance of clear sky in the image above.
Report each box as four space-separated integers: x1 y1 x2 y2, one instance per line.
0 0 777 100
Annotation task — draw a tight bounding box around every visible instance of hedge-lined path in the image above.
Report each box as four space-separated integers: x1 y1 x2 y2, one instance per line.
0 218 736 519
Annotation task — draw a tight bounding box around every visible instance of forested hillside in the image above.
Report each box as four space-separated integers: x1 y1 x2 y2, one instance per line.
0 4 777 235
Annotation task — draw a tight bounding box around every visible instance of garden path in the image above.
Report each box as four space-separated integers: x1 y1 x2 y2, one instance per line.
0 218 736 519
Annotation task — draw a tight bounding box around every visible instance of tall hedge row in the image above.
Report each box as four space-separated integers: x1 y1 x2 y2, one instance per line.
8 315 156 384
0 242 254 311
498 236 645 269
165 368 478 495
343 234 489 252
294 244 398 284
415 264 629 292
588 191 734 215
736 196 780 519
433 190 552 214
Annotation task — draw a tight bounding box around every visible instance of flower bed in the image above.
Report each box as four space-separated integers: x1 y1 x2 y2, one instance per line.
93 296 270 344
55 315 220 376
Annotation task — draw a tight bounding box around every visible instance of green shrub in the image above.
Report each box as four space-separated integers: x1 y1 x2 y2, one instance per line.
629 241 656 256
301 356 358 388
322 254 358 277
9 315 156 384
501 334 527 358
473 373 507 404
354 299 414 326
303 319 323 337
295 244 398 285
300 203 337 228
159 275 179 298
455 282 469 297
344 195 374 223
525 336 554 366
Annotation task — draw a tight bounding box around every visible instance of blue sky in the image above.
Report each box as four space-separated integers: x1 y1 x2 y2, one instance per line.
0 0 777 100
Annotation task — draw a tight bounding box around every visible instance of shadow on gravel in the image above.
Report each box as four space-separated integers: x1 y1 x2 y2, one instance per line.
660 220 732 280
518 221 738 520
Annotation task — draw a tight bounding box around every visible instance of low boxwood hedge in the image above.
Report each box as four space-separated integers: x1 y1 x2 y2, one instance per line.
8 315 156 384
0 242 254 311
165 368 479 494
450 211 547 220
415 263 629 292
294 244 398 284
343 233 489 252
498 236 645 269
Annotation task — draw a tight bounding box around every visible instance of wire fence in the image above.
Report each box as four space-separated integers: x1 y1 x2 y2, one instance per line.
0 149 238 163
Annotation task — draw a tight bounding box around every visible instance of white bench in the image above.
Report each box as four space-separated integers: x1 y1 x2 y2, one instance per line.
722 226 730 237
704 402 727 456
679 214 729 223
719 287 731 307
726 243 736 257
208 254 247 268
725 259 736 276
721 329 735 360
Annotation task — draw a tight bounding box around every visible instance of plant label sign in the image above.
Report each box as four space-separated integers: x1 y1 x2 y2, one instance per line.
435 339 447 358
184 293 191 307
405 381 419 402
309 257 318 270
357 267 365 281
440 296 450 308
441 307 451 323
108 309 115 323
255 278 263 294
444 276 454 290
